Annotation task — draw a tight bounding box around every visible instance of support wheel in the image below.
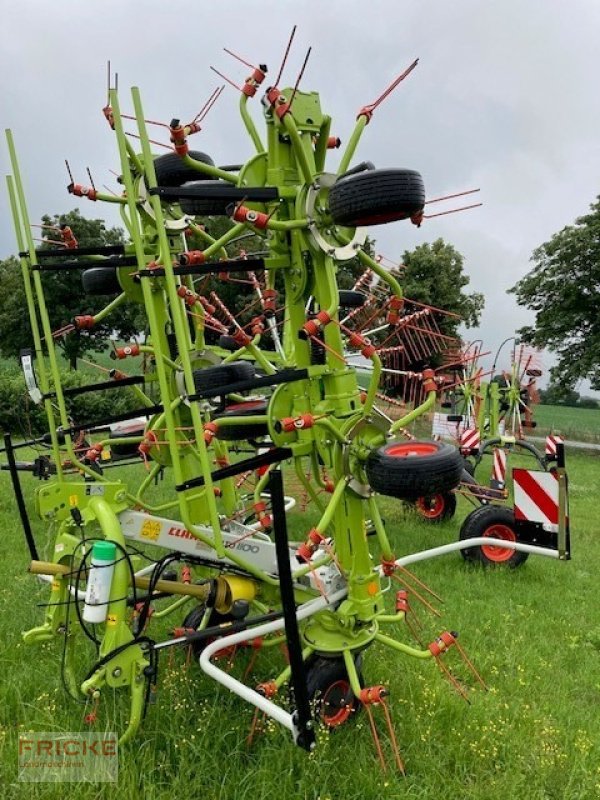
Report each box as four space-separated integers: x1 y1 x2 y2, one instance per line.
154 151 215 187
414 492 457 523
305 656 363 728
181 603 233 658
366 440 463 501
213 399 269 441
81 267 121 296
459 505 529 568
338 289 367 308
193 361 255 394
328 168 425 227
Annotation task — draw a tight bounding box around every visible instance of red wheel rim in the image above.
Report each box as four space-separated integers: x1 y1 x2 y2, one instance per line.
416 494 445 519
481 523 517 562
386 442 438 458
321 680 353 727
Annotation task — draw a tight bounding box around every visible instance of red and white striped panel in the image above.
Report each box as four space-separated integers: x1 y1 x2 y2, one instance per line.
513 469 560 529
492 447 506 486
460 427 480 452
545 434 564 458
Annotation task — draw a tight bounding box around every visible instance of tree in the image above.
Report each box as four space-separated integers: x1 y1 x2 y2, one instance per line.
400 238 484 336
509 197 600 391
0 209 141 369
539 382 580 407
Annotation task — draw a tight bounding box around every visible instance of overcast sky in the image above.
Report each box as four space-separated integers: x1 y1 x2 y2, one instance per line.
1 0 598 390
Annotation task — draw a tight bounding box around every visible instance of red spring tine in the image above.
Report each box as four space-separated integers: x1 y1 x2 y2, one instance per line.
425 187 480 206
397 564 444 603
65 159 74 184
288 47 312 111
274 25 297 87
209 66 242 93
195 85 225 124
192 86 222 124
423 202 483 220
359 58 419 119
435 655 470 703
223 47 257 71
380 698 405 775
364 704 387 773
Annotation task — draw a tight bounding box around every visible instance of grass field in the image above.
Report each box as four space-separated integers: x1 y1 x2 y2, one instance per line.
533 404 600 443
0 445 598 799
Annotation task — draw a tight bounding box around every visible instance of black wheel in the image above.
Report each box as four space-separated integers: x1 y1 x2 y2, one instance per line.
414 491 457 523
81 267 121 296
459 505 529 568
463 459 476 477
213 399 269 441
329 168 425 227
217 334 239 352
181 604 233 658
365 440 463 501
338 289 367 308
108 419 146 457
193 361 255 394
304 655 363 728
154 150 215 187
179 181 231 216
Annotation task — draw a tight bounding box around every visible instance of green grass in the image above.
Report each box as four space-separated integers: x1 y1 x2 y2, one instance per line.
533 404 600 443
0 450 599 799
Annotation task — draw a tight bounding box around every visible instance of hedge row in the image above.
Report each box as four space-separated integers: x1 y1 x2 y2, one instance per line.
0 361 138 438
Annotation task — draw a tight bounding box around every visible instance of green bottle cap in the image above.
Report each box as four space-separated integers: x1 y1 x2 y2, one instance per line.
92 540 117 561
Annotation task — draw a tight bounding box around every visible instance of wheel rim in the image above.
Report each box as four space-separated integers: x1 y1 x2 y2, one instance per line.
416 494 445 519
481 523 517 562
386 442 438 458
321 680 353 727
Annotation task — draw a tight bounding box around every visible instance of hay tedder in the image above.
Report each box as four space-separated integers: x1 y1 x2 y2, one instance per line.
3 35 571 770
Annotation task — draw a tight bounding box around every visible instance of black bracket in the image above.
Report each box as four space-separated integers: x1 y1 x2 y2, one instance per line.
268 468 315 751
136 257 266 278
3 433 39 561
150 185 279 203
175 447 292 492
189 368 308 402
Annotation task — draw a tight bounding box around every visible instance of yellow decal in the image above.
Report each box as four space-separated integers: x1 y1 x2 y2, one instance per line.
140 519 161 541
106 614 117 627
69 495 78 508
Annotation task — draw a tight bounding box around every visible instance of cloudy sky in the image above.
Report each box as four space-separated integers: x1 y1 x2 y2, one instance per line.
1 0 598 388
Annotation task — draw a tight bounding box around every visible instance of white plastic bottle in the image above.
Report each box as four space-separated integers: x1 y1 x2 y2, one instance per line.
83 540 117 623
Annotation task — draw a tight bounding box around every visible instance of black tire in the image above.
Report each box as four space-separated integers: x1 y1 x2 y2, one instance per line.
329 168 425 227
414 491 457 523
81 267 121 296
338 289 367 308
463 459 476 477
181 604 233 658
179 181 232 216
459 505 529 568
365 440 463 501
213 398 269 441
109 419 146 457
304 655 363 728
193 361 255 394
217 334 239 352
154 150 215 187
